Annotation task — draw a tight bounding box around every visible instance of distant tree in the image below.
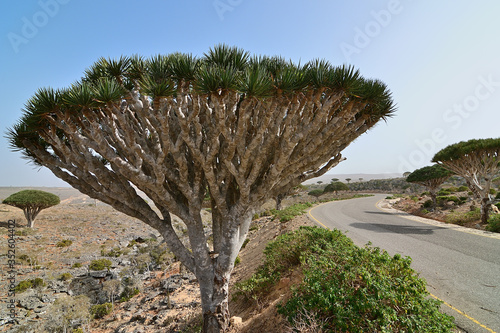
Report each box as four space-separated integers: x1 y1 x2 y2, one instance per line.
324 181 349 195
403 171 411 178
331 178 339 182
345 178 352 184
406 165 452 209
2 190 60 227
317 181 323 185
432 138 500 224
358 177 363 182
6 45 395 332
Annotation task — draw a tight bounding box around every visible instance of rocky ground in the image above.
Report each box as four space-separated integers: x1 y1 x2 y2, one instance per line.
0 188 318 332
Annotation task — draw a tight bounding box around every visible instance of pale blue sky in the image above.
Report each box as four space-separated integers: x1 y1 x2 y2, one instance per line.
1 0 499 186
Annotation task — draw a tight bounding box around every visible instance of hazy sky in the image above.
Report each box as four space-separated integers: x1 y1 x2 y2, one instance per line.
1 0 499 187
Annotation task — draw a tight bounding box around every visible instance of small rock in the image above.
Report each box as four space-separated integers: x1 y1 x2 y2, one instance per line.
230 316 243 325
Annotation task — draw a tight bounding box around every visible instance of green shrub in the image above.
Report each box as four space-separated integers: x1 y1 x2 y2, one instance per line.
234 256 241 266
496 192 500 200
56 239 73 247
120 287 140 302
72 262 82 268
422 199 433 208
458 185 469 192
14 280 33 293
15 278 46 293
445 209 481 225
437 195 462 206
486 214 500 233
90 302 113 319
89 259 112 271
236 227 454 332
437 188 452 196
308 190 323 198
31 278 46 288
59 273 73 281
252 213 260 220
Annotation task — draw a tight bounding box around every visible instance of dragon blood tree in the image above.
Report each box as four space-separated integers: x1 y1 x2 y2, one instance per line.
406 164 453 209
432 138 500 224
2 189 60 227
7 45 396 332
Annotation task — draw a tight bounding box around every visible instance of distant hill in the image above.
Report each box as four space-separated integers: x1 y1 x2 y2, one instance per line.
303 173 403 185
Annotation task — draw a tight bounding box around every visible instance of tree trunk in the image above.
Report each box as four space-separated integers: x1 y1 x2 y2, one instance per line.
200 267 231 333
275 194 283 211
429 189 437 210
481 197 492 224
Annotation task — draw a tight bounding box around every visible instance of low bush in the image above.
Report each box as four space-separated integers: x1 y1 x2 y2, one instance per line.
72 262 82 268
58 273 73 281
437 195 464 206
486 214 500 233
56 239 73 247
308 189 323 198
120 287 140 302
90 302 113 319
14 280 33 293
458 185 469 192
437 188 452 196
15 278 46 293
271 202 312 222
236 227 454 332
445 208 481 225
89 259 112 271
422 199 433 208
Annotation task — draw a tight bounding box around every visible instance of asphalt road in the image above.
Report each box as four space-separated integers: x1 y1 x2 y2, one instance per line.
308 194 500 333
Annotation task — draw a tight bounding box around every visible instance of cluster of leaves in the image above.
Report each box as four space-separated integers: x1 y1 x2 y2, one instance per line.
445 208 481 225
8 45 395 158
236 227 455 332
90 302 113 319
2 190 60 209
270 202 313 222
432 138 500 162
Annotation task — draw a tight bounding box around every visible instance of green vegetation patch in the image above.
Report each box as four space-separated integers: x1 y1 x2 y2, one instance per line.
445 208 481 225
271 202 313 222
236 227 454 332
56 239 73 247
90 302 113 319
89 258 112 271
15 278 46 293
486 214 500 233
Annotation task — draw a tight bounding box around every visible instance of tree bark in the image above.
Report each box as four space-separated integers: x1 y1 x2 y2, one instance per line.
481 197 492 224
201 270 231 333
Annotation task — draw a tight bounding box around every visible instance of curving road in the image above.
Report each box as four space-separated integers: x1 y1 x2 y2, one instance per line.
308 194 500 333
